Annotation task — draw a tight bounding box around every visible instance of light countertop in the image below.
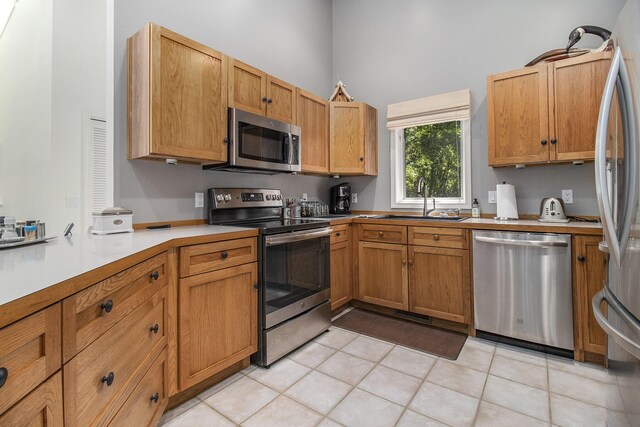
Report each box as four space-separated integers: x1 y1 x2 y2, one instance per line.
0 225 254 308
461 217 602 230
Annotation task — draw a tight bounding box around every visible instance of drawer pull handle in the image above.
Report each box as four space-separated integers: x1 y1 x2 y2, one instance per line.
150 392 159 404
150 271 159 281
433 235 440 241
378 231 384 237
101 299 114 314
0 367 7 389
150 323 159 334
336 232 341 237
578 255 585 262
221 250 229 259
101 372 115 387
253 283 260 289
541 139 548 146
262 97 268 103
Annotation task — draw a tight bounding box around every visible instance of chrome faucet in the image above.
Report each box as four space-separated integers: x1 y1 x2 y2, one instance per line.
417 177 436 217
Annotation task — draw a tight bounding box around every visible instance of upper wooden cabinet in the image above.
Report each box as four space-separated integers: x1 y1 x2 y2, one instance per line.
128 23 228 164
330 102 378 175
487 51 611 167
297 89 330 174
228 59 297 123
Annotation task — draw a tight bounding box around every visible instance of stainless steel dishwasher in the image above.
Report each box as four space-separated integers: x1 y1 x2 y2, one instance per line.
473 230 574 350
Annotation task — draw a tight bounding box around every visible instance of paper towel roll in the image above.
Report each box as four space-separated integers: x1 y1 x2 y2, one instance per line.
496 183 518 220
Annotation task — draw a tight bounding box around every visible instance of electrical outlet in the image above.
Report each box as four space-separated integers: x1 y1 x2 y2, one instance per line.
302 193 308 201
195 192 204 208
488 191 497 204
65 195 80 208
351 193 358 204
562 189 573 204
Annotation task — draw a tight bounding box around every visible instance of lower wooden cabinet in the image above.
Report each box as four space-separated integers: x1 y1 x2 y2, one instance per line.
0 371 63 427
179 262 258 390
358 241 408 310
331 239 352 311
573 235 608 362
408 246 471 324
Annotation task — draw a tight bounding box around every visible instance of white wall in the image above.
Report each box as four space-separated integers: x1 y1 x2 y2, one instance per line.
113 0 335 223
332 0 626 216
0 0 106 233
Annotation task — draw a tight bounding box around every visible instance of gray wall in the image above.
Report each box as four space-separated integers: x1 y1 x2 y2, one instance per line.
113 0 334 223
333 0 625 216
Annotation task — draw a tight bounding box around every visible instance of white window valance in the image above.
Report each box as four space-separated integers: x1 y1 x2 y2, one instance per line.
386 89 471 130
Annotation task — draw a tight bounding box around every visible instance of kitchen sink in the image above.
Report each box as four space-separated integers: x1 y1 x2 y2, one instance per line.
374 215 466 222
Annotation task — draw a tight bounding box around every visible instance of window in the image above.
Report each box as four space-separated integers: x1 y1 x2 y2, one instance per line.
388 89 471 209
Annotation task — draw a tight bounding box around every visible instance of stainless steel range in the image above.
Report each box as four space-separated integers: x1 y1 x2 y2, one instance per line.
207 188 332 366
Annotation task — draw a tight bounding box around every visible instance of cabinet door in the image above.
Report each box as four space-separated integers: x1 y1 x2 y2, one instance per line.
151 26 228 162
358 241 408 310
297 89 329 174
331 239 352 311
409 246 470 324
228 59 267 116
488 66 550 166
330 102 365 174
0 372 63 427
267 75 297 123
179 263 258 390
550 53 612 162
574 235 607 359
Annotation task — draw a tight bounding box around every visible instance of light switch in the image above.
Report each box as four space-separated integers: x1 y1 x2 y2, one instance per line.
488 191 497 204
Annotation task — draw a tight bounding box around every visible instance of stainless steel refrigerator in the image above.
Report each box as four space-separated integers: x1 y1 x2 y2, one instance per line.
593 0 640 425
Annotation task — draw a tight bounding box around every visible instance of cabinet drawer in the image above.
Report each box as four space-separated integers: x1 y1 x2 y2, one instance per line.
180 237 257 277
64 286 167 427
109 350 167 427
358 224 407 244
0 303 61 414
0 371 63 427
63 252 168 362
408 226 468 249
330 224 349 245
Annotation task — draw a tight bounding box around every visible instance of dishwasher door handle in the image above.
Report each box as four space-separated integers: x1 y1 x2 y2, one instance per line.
474 236 569 248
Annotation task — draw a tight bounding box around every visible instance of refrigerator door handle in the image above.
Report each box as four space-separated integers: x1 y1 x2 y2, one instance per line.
595 47 623 267
593 288 640 360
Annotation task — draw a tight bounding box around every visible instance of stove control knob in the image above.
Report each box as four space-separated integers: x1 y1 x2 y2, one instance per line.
224 194 231 202
277 195 282 200
216 194 224 202
266 195 272 200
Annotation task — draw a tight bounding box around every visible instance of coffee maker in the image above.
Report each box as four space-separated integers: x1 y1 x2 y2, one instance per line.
330 183 351 214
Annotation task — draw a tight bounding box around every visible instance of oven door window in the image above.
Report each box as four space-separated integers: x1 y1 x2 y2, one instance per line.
264 236 329 318
238 122 290 164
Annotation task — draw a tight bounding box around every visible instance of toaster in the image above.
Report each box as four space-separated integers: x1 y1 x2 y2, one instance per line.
538 198 569 223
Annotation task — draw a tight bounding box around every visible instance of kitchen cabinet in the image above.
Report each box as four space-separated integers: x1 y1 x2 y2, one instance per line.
487 51 611 167
128 23 228 164
178 262 258 390
330 102 378 175
330 225 352 310
358 241 408 310
408 246 471 324
228 59 297 123
573 235 608 363
297 89 330 174
0 372 63 427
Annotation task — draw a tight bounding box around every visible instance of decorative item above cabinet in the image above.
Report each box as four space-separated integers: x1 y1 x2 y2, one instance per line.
487 51 611 167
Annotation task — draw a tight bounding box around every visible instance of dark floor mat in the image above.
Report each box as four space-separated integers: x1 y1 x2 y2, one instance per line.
332 308 467 360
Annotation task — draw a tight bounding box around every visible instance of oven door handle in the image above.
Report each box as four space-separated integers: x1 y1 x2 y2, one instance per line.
265 227 333 246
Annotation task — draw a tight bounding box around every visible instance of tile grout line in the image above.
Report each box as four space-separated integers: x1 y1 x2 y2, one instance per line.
470 343 496 426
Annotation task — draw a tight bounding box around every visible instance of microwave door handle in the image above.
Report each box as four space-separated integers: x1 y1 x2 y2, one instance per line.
287 132 294 165
618 50 639 262
595 47 622 266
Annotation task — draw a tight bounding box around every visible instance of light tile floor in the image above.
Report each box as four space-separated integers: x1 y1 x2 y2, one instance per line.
161 326 622 427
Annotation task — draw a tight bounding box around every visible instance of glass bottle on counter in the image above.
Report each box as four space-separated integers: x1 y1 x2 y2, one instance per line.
1 217 18 239
471 198 481 218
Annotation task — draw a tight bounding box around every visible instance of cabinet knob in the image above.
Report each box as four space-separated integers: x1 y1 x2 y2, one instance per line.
150 271 159 281
262 97 268 103
221 251 229 259
408 259 414 266
253 283 260 289
101 372 115 387
402 259 407 265
433 234 440 241
359 157 364 161
541 139 548 146
101 299 113 314
150 323 159 334
578 255 585 262
336 232 341 237
150 392 159 404
0 367 7 389
267 98 273 104
378 231 384 237
551 138 557 145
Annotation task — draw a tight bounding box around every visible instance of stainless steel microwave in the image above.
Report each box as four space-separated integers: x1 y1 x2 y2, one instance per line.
203 108 301 174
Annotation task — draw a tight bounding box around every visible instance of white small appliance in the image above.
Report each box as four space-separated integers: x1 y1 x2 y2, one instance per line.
538 197 569 223
91 208 134 235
